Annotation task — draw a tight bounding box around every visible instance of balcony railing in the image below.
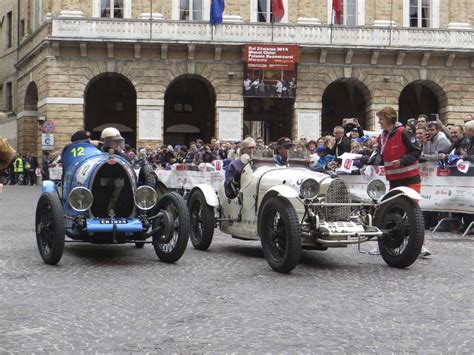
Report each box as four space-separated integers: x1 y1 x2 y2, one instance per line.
50 17 474 51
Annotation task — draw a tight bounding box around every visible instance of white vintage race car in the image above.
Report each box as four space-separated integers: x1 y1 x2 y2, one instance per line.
186 151 425 273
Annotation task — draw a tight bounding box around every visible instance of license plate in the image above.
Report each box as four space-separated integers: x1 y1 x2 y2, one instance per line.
99 219 128 224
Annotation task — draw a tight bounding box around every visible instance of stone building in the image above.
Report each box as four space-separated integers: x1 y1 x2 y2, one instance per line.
0 0 473 156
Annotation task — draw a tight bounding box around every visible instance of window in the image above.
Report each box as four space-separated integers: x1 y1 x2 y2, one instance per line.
5 82 13 112
179 0 203 21
20 19 25 39
341 0 357 26
410 0 430 27
327 0 364 26
257 0 282 23
6 11 12 48
100 0 124 18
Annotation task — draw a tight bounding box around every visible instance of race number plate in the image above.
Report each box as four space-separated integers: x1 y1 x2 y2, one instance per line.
99 219 128 224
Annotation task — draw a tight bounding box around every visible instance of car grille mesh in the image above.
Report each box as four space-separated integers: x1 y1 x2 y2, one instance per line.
323 179 351 221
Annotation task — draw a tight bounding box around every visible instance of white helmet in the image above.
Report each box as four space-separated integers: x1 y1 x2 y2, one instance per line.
101 127 125 151
101 127 121 139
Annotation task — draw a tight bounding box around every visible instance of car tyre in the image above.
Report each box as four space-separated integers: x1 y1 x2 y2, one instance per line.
153 192 190 263
258 196 301 273
35 192 65 265
188 190 215 251
375 196 424 268
140 163 157 188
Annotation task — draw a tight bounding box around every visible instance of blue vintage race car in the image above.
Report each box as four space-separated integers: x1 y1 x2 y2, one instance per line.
35 141 189 265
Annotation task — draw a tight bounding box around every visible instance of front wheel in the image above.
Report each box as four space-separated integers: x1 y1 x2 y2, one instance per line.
35 192 65 265
375 196 424 268
258 197 301 273
153 192 190 263
188 190 215 251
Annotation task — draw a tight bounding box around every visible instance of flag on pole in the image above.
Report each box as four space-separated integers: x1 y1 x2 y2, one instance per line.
210 0 225 25
272 0 285 21
332 0 342 25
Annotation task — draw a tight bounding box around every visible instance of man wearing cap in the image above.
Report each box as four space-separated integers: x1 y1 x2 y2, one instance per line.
275 137 294 166
224 137 256 199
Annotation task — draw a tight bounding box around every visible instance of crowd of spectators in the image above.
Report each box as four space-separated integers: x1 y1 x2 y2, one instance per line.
1 152 41 186
72 113 472 180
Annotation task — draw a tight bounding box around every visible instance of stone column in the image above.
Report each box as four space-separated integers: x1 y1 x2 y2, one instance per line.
448 0 471 29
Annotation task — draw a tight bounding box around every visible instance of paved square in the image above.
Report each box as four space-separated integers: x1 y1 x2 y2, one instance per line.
0 186 473 352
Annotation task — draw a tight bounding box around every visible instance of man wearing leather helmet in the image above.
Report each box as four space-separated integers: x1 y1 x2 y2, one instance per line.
224 137 256 199
274 137 294 166
101 127 125 153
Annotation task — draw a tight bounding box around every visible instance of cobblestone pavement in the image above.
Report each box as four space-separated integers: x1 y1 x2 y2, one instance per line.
0 185 473 353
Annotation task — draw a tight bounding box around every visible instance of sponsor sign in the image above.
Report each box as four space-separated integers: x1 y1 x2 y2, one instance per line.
243 44 298 99
244 44 299 70
158 161 474 214
341 162 474 214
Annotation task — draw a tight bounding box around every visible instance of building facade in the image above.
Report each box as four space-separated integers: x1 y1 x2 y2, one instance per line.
1 0 473 156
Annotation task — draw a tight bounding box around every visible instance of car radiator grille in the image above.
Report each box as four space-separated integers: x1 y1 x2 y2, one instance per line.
322 178 351 221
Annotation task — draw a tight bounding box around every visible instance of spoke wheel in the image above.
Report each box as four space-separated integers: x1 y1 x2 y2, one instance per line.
375 196 424 268
188 190 215 251
35 192 65 265
153 192 190 263
258 197 301 273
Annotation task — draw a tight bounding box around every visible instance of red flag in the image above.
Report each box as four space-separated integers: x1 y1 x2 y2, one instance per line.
272 0 285 21
332 0 342 25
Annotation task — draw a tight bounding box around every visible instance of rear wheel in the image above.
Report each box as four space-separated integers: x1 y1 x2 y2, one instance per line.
375 196 424 268
188 190 215 250
153 192 190 263
258 196 301 273
35 192 65 265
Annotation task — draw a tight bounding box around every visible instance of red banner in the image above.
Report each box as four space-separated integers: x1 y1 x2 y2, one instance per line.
244 44 299 70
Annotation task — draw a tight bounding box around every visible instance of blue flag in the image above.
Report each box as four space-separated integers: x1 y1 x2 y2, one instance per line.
210 0 225 25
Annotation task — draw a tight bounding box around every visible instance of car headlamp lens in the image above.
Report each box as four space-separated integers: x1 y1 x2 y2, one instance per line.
134 186 157 210
68 187 93 212
300 178 320 199
367 179 386 200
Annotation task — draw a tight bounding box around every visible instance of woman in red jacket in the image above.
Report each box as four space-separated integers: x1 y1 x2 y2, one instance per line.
376 106 422 192
372 106 431 257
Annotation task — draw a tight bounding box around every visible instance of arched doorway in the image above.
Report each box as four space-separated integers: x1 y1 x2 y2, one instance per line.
21 82 39 155
164 75 216 146
322 80 370 135
84 73 137 147
398 81 444 123
243 97 295 143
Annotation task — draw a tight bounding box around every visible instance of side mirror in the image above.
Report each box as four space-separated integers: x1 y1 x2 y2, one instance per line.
240 154 251 164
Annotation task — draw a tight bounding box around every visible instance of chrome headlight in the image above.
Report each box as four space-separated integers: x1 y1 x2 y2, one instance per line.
134 185 157 210
68 187 93 212
367 179 386 200
299 178 320 200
